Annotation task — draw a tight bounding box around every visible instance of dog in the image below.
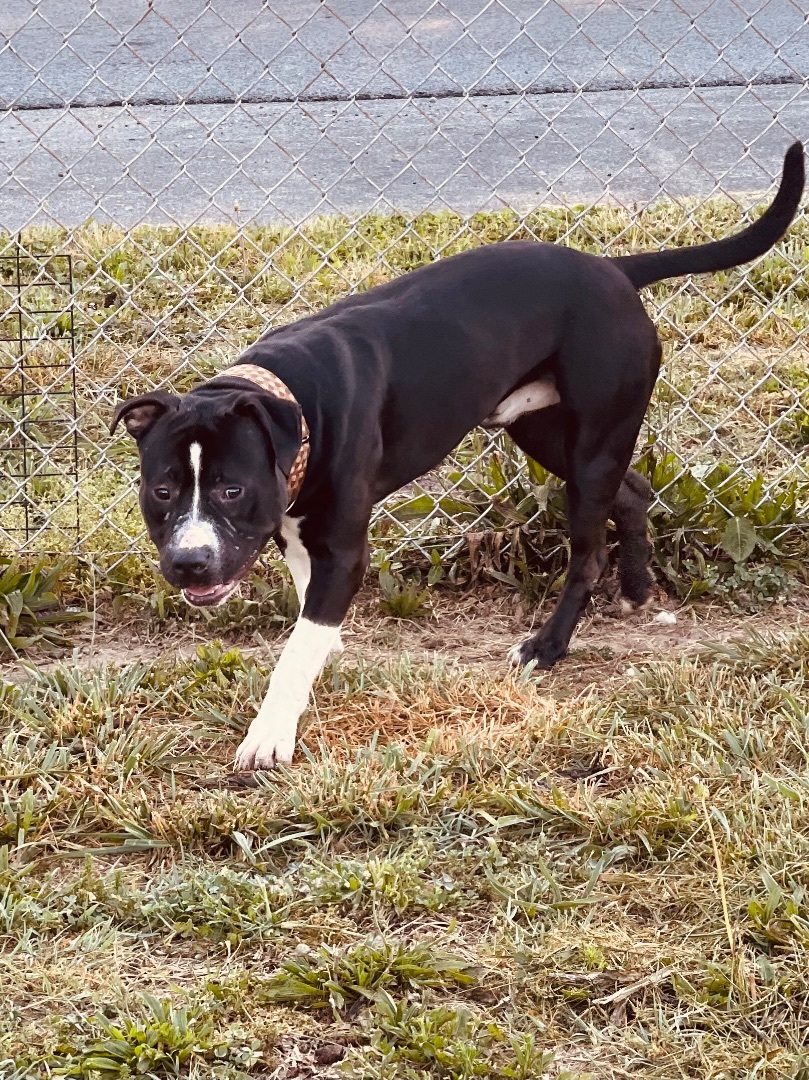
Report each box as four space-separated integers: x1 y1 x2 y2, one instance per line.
112 141 804 770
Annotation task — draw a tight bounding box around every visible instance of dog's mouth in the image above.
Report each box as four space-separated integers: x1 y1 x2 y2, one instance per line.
182 581 240 607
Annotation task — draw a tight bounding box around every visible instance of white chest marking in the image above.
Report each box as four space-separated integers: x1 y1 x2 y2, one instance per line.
172 441 221 553
484 378 561 427
279 514 343 654
279 515 311 606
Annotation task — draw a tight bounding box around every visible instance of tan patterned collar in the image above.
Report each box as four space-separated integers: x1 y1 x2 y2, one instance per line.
212 362 310 507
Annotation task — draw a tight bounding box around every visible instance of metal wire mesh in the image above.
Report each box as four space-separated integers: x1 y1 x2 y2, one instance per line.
0 1 807 564
0 245 79 549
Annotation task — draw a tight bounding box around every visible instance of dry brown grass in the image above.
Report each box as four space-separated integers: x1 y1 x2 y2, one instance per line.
4 601 809 1077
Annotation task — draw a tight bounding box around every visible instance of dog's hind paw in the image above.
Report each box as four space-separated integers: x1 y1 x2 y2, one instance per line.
507 642 525 666
618 594 653 617
508 635 566 670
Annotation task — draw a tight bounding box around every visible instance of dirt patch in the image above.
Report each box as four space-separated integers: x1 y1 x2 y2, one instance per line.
341 582 809 695
5 582 808 701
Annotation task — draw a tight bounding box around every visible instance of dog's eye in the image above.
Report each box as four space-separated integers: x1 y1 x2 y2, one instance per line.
153 487 171 501
223 486 243 500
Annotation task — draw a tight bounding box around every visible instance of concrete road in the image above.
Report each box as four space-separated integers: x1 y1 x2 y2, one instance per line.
1 0 807 227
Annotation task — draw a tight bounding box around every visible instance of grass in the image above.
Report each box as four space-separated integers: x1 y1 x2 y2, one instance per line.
3 630 809 1076
0 558 85 654
1 196 808 580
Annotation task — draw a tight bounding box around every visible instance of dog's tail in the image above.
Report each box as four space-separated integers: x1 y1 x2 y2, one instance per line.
612 141 805 290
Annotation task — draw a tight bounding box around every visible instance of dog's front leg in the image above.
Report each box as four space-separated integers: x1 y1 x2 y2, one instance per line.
234 529 369 771
277 515 343 657
234 617 340 770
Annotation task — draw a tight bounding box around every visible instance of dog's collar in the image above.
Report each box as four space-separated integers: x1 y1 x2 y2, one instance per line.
211 362 310 508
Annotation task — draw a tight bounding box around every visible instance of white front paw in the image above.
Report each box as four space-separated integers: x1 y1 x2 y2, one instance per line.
235 720 297 771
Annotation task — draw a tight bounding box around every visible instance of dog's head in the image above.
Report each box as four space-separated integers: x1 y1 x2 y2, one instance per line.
111 383 304 606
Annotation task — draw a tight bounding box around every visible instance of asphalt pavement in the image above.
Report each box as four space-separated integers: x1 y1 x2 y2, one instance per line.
1 0 807 227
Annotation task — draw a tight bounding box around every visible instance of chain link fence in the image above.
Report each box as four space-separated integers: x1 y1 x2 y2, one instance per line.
1 1 808 567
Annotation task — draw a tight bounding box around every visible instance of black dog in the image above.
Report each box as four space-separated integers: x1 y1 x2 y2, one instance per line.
113 142 804 769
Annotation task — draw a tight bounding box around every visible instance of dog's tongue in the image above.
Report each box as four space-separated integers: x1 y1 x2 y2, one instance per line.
183 582 234 603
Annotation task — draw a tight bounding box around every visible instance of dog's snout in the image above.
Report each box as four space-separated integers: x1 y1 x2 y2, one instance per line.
171 546 214 577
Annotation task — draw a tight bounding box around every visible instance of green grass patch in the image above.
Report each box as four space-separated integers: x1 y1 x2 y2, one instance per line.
258 940 477 1014
4 634 809 1075
0 558 85 656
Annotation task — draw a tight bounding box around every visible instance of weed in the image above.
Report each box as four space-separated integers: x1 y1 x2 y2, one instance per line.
704 628 809 677
260 940 477 1014
635 446 807 599
302 847 463 914
52 995 262 1078
136 863 289 944
357 993 553 1080
187 641 258 687
747 871 809 951
0 558 84 654
379 563 432 619
699 559 794 610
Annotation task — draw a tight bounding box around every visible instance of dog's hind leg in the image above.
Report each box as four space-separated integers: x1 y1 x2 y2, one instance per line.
508 419 632 668
611 469 654 609
507 406 653 611
509 411 644 668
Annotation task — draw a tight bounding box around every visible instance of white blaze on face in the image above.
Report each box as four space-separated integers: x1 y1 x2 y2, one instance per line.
172 440 221 554
190 441 202 516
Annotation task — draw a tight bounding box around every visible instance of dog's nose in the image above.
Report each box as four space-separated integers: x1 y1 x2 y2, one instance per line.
171 547 213 577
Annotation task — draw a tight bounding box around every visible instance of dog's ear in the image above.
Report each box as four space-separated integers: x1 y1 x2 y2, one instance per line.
233 392 303 478
111 392 180 440
228 391 303 510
